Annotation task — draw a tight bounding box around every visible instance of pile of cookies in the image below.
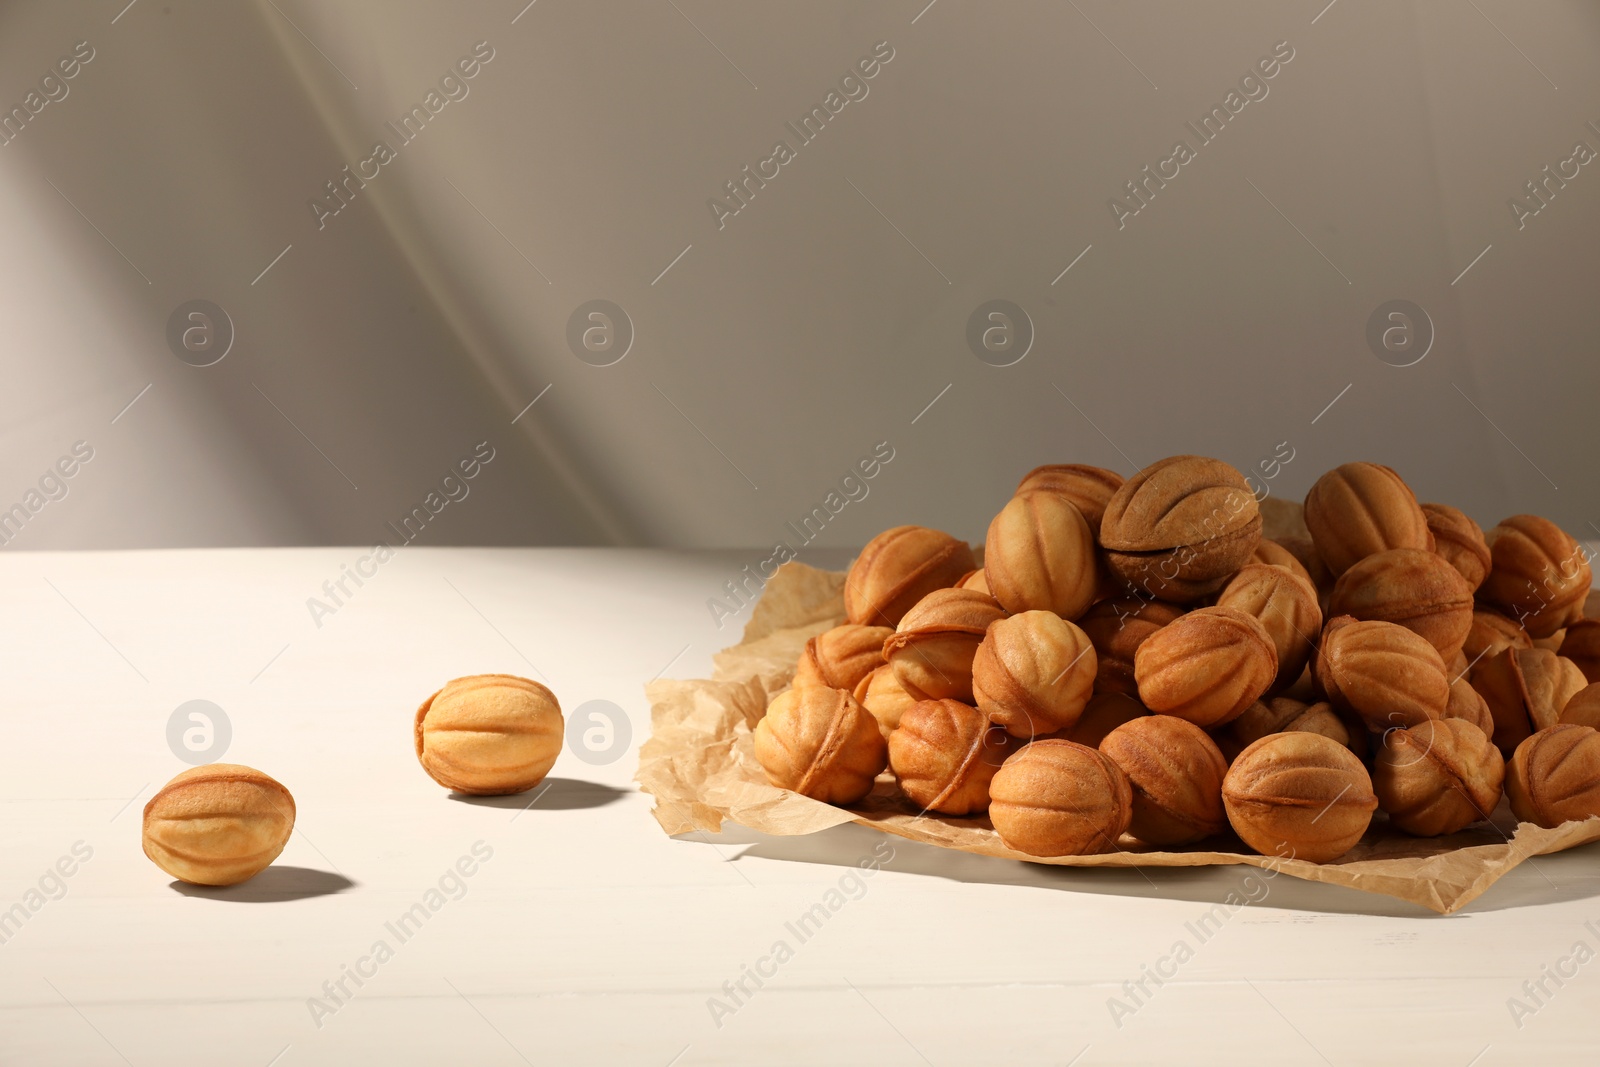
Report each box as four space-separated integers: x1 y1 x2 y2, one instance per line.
753 456 1600 863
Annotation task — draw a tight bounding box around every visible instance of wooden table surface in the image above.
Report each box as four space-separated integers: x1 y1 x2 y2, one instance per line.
1 547 1597 1066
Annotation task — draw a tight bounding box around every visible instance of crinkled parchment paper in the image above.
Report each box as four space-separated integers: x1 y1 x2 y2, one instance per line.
638 562 1600 914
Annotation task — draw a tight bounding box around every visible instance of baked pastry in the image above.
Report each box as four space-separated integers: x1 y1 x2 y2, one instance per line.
1303 462 1430 577
972 610 1097 738
1222 733 1377 863
1282 702 1367 760
984 492 1097 619
1099 455 1262 603
1327 548 1473 662
1313 617 1448 731
793 624 894 692
1250 538 1316 588
142 765 295 885
988 740 1133 856
888 699 1016 815
1134 606 1277 727
1470 648 1588 755
1274 535 1334 598
1559 620 1600 684
1505 724 1600 828
882 588 1007 701
1477 515 1592 639
1062 692 1149 749
1373 719 1503 836
1420 503 1491 590
859 664 918 740
1462 610 1533 664
1560 684 1600 729
415 674 564 795
754 686 887 804
955 568 991 594
844 525 975 627
1216 563 1322 692
1228 697 1307 750
1100 716 1228 845
1442 676 1496 737
1014 463 1124 533
1077 597 1185 696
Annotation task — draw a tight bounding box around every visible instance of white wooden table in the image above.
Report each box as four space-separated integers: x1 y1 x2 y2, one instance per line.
1 548 1597 1066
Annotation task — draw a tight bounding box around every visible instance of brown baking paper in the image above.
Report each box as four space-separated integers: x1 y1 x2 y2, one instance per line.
637 561 1600 914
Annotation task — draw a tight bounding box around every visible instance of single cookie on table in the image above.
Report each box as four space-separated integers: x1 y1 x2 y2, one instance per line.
972 610 1097 739
415 674 564 795
1100 716 1228 846
1373 719 1503 837
988 739 1133 857
754 687 887 805
142 765 295 886
1222 732 1378 863
888 699 1017 815
1505 724 1600 828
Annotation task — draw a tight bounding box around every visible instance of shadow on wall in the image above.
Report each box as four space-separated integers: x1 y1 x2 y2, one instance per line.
0 1 613 549
5 1 1600 549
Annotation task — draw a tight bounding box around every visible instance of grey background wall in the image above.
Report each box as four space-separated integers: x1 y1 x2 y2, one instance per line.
2 0 1597 552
